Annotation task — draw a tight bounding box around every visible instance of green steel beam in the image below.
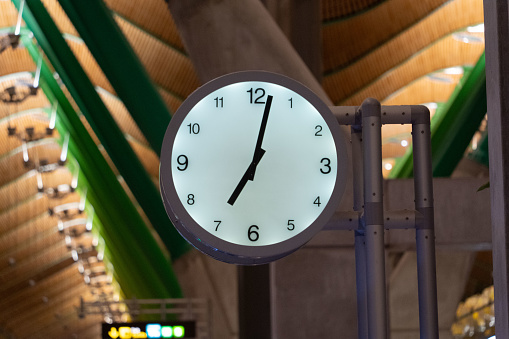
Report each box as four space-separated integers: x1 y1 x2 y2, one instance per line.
17 30 182 298
390 52 487 178
16 0 189 259
57 0 172 155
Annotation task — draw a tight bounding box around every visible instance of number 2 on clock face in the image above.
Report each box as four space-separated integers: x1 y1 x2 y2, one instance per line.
170 81 338 247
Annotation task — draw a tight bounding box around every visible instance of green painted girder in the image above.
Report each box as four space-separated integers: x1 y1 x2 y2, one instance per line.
57 0 172 156
389 52 487 178
15 0 189 260
16 30 182 298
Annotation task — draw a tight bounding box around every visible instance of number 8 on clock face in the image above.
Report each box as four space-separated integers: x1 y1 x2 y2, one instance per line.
160 71 348 265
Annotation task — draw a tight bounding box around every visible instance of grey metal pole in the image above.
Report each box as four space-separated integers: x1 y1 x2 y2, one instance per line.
352 122 369 339
411 106 439 339
361 98 387 339
484 1 509 336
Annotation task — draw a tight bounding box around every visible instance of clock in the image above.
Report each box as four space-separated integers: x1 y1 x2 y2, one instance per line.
160 71 348 265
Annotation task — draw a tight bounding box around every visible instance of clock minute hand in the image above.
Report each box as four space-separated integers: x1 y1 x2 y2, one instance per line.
250 95 273 180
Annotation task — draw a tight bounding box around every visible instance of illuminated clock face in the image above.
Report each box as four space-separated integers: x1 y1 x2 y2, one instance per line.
160 71 348 264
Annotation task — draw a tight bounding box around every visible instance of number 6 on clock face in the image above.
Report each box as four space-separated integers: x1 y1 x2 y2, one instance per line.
160 71 348 265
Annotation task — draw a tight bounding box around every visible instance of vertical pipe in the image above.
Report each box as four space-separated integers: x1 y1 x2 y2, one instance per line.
361 98 387 339
352 123 369 339
412 107 439 339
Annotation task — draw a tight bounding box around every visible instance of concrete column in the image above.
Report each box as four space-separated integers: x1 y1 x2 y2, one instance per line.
166 0 330 104
484 1 509 337
261 0 322 81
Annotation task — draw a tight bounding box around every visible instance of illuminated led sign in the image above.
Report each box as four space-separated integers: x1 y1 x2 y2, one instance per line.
102 321 196 339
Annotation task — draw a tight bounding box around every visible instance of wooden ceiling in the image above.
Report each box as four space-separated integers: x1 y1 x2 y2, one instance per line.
0 0 484 337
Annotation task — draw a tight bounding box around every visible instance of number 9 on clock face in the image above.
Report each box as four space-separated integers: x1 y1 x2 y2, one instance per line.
160 71 348 264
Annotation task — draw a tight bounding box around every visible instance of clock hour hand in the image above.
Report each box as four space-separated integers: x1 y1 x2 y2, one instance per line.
228 150 265 205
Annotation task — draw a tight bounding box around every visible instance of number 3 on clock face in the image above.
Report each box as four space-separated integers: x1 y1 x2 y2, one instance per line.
160 71 348 265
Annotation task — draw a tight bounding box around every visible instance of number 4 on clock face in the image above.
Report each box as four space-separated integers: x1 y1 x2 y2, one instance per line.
160 71 348 264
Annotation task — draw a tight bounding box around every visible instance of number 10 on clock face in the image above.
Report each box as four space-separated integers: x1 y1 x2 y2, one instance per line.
161 72 347 264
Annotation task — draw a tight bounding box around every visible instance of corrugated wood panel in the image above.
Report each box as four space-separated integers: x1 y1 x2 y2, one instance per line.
0 272 86 326
0 169 72 211
0 1 19 27
0 228 62 271
383 74 460 105
341 36 484 105
0 48 36 77
322 0 385 21
0 264 78 310
6 275 91 329
43 313 103 339
0 213 57 255
323 0 483 104
323 0 447 71
115 16 200 99
48 315 104 339
0 142 61 186
8 286 92 338
0 193 79 236
0 76 49 116
0 112 57 157
105 0 185 51
0 243 71 292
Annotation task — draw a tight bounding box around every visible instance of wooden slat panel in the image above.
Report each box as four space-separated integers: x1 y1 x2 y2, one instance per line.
323 0 447 72
341 35 484 105
0 245 74 297
5 283 89 329
0 2 19 28
383 74 460 106
0 48 36 77
0 112 58 157
322 0 385 21
105 0 185 51
0 141 61 186
0 266 84 320
0 213 56 255
323 0 483 103
0 192 79 235
0 168 72 211
8 286 94 338
115 17 200 98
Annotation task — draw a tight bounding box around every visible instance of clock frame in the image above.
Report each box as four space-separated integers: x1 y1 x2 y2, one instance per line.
160 71 348 265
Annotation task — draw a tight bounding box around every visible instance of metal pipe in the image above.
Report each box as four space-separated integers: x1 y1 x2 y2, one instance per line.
412 107 439 339
329 106 357 125
361 98 387 339
351 122 369 339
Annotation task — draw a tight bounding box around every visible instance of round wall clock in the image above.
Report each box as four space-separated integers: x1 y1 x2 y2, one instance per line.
160 71 348 265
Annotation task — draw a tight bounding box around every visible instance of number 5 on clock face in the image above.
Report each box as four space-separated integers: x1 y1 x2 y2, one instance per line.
160 71 348 264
